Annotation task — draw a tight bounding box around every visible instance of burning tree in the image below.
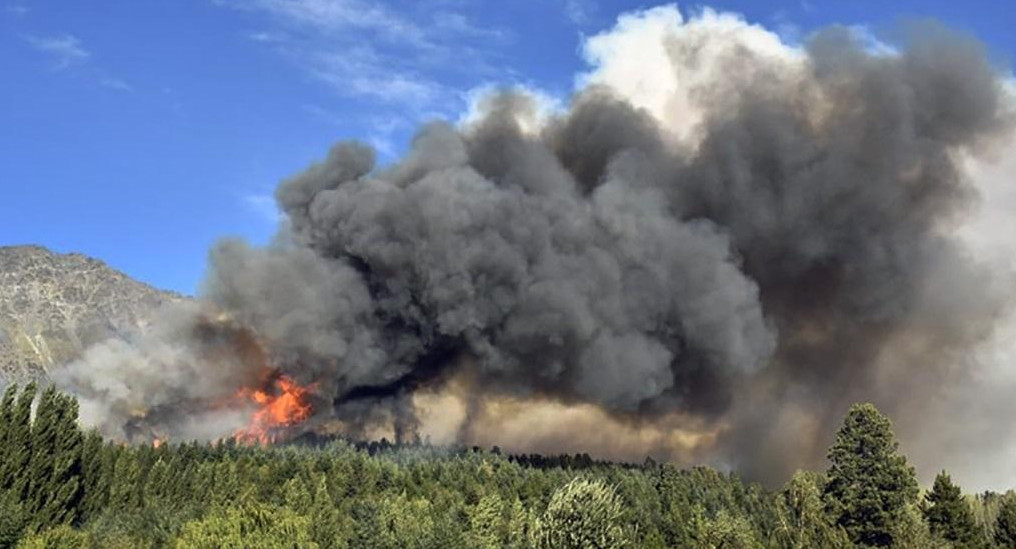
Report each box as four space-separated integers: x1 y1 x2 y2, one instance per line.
233 374 314 445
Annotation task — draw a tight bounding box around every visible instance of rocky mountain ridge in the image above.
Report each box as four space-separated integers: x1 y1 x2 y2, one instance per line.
0 245 182 380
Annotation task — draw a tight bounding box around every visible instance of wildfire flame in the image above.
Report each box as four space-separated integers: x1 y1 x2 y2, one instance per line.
233 374 314 445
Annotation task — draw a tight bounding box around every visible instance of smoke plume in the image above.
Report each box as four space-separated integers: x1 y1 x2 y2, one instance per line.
54 6 1016 486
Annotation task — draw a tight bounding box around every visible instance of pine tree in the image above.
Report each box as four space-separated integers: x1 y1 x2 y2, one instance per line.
25 386 60 507
923 471 980 548
173 503 319 549
995 495 1016 549
282 476 313 513
888 503 951 549
534 478 630 549
823 403 919 547
470 492 506 549
691 508 762 549
108 449 143 511
0 383 34 500
13 524 91 549
380 494 436 549
25 388 84 530
143 458 171 506
0 384 18 456
309 474 348 549
772 471 851 549
0 488 26 548
77 430 109 523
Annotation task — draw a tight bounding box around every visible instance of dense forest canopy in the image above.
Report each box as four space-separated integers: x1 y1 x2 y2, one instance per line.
1 384 1015 548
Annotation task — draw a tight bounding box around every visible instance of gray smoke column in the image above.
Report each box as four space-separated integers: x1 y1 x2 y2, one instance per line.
208 100 776 421
56 12 1015 483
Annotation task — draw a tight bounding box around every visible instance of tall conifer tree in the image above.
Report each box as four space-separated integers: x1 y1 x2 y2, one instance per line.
995 496 1016 549
923 471 980 548
824 403 918 547
1 383 36 500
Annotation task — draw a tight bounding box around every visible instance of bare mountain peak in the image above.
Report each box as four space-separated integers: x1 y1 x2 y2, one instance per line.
0 244 182 380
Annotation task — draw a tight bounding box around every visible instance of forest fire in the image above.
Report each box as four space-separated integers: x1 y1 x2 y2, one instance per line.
233 374 314 445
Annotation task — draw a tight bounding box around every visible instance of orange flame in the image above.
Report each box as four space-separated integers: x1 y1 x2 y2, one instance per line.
233 374 314 445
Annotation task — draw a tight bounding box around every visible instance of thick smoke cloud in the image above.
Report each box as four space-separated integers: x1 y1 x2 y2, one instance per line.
53 302 268 441
55 6 1015 486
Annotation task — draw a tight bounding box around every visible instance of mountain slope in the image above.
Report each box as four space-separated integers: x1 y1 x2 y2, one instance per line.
0 245 182 380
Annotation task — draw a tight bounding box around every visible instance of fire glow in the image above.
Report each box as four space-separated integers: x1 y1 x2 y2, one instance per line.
233 374 314 445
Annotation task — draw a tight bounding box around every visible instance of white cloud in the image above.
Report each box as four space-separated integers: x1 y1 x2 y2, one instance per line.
26 33 135 92
223 0 511 121
846 24 899 56
577 5 802 143
302 104 407 161
301 103 344 126
243 193 282 224
99 77 134 92
459 82 565 134
367 135 396 159
770 9 801 45
248 0 429 45
27 34 90 69
311 47 444 108
433 12 507 39
564 0 594 26
246 30 286 43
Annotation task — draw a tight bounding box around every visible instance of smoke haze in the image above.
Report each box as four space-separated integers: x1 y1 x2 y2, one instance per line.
54 5 1016 488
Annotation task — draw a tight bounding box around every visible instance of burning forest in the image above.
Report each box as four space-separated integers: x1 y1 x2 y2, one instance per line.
51 7 1016 485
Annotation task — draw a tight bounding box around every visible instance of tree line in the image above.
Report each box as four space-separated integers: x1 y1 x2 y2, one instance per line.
1 382 1016 548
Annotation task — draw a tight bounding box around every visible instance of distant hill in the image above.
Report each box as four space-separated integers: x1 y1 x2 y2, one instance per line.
0 245 182 380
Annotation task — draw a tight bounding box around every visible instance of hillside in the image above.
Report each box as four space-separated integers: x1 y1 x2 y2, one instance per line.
0 245 181 380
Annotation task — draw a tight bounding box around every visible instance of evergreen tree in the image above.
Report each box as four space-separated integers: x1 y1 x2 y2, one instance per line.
13 524 90 549
77 430 108 523
24 390 83 530
823 403 918 547
996 495 1016 549
173 503 318 549
0 489 26 548
923 471 980 548
506 497 536 549
691 508 762 549
143 458 172 506
282 476 313 513
470 492 506 549
0 384 17 457
534 478 630 549
380 494 436 549
108 449 143 511
0 383 35 499
888 504 950 549
308 475 348 549
772 471 851 549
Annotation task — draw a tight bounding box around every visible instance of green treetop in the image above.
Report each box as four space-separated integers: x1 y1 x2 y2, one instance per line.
923 471 980 548
995 495 1016 549
823 402 918 547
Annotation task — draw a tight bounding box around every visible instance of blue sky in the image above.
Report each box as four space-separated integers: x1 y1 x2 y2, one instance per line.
1 0 1013 294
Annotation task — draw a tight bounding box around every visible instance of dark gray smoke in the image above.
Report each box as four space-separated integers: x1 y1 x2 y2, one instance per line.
58 18 1014 483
